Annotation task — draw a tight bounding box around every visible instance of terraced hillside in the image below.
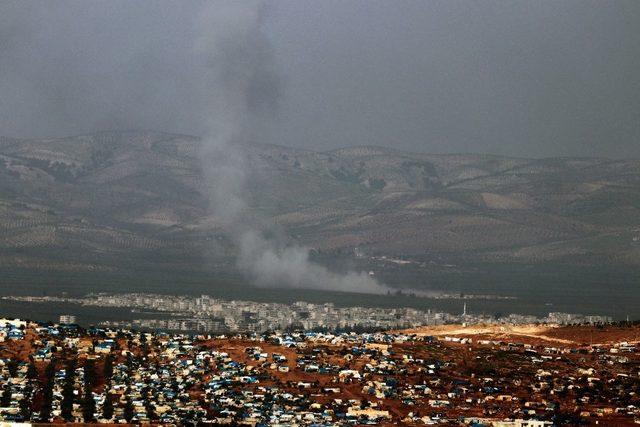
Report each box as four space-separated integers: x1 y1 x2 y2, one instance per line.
1 131 639 296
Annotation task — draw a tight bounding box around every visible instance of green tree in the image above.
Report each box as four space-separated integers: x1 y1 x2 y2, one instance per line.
102 393 114 420
1 386 12 407
103 354 114 380
81 383 95 422
19 384 32 420
84 359 96 388
6 359 18 377
146 401 157 422
142 386 157 421
26 362 38 380
123 396 134 423
39 361 56 422
61 358 77 421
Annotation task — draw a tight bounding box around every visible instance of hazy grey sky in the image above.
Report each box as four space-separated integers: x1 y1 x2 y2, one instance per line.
1 0 639 158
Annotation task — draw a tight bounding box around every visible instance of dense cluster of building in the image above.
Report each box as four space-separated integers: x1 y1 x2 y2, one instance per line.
1 317 639 425
3 293 613 334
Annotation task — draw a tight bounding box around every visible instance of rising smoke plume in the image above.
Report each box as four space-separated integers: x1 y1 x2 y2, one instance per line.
195 1 387 295
238 231 388 294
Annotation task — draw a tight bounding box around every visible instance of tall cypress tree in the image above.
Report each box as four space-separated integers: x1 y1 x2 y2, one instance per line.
19 384 32 421
81 383 95 423
84 359 96 388
1 386 12 407
102 393 114 421
61 358 77 421
123 396 134 423
143 386 157 422
81 358 97 421
39 360 56 422
26 361 38 380
103 354 114 380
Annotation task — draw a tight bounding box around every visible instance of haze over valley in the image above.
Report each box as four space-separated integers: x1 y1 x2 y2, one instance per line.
1 131 639 317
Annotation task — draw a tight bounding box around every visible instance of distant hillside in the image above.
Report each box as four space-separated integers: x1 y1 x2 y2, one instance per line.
1 131 639 293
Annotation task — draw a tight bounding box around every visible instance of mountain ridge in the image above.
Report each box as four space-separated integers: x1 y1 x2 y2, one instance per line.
1 131 639 293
